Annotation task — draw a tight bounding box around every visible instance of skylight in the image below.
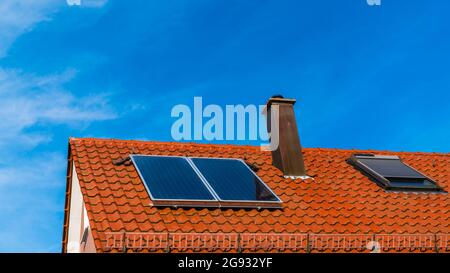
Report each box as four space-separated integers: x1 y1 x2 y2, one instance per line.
131 155 282 208
348 154 443 192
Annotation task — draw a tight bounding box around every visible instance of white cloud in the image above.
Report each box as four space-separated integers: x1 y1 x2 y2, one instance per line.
0 68 117 151
0 68 117 252
0 153 64 187
0 0 112 252
0 0 60 58
0 0 109 58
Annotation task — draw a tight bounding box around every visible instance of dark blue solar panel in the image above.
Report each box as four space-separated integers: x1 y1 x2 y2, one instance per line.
131 155 216 201
191 158 280 202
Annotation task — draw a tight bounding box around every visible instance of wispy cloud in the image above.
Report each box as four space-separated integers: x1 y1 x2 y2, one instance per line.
0 0 60 58
0 67 119 252
0 68 117 151
0 0 109 58
0 68 117 251
0 0 114 252
0 153 64 187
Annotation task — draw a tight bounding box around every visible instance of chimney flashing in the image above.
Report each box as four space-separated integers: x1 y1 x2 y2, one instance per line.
284 175 314 181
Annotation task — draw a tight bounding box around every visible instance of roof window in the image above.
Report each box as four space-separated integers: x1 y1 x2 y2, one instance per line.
348 154 443 192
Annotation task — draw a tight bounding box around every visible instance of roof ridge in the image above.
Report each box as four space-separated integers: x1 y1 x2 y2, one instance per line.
68 137 450 156
303 147 450 156
69 137 263 150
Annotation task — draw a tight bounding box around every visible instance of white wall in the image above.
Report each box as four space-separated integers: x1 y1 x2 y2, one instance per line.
67 163 96 253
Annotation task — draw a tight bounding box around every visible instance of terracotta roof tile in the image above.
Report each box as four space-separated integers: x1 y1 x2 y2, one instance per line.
66 137 449 252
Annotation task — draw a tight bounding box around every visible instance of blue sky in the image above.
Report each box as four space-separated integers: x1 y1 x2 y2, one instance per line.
0 0 449 252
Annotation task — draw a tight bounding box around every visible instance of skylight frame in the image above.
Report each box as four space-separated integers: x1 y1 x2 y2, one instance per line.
130 154 283 208
348 154 443 192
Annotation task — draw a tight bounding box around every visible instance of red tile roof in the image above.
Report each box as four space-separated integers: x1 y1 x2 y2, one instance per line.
62 137 449 252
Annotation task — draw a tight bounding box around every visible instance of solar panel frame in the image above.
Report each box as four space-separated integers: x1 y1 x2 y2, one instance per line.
189 157 283 208
130 155 220 207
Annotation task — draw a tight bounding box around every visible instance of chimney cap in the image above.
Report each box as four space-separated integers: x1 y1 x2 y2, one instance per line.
271 94 284 99
266 95 296 108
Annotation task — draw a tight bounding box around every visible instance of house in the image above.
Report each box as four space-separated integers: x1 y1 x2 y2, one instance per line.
61 97 449 253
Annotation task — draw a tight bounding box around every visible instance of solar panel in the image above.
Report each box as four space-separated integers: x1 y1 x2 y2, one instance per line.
131 155 218 204
191 158 281 205
131 155 282 208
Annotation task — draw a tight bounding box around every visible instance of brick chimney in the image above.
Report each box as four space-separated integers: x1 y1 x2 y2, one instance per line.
266 95 307 177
